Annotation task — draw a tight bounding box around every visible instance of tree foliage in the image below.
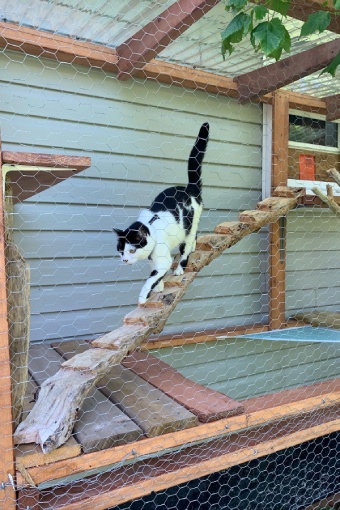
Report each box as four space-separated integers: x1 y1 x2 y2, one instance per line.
221 0 340 76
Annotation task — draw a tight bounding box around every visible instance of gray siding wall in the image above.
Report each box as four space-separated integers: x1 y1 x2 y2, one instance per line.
152 337 340 400
1 51 265 344
286 208 340 317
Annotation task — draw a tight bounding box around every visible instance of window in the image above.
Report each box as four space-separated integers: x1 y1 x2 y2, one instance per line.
289 114 338 148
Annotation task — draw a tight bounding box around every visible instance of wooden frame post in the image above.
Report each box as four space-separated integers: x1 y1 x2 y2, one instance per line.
269 91 289 329
0 149 16 509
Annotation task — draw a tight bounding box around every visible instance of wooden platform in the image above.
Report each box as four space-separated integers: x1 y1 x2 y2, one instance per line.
2 151 91 203
15 337 340 510
16 340 243 467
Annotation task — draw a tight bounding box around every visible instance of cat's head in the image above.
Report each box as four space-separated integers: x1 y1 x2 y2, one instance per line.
113 222 152 264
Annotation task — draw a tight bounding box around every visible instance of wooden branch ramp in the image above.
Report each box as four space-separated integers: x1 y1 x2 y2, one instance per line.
14 186 305 454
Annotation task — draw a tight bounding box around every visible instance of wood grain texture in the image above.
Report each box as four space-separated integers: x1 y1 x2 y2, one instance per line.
26 344 143 454
122 351 244 422
270 92 289 329
15 378 81 468
2 152 91 203
55 340 198 437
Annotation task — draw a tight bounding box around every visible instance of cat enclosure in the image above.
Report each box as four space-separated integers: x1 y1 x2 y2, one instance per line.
0 1 340 509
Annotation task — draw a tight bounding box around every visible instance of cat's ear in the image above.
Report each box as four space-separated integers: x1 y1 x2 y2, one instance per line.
136 224 150 248
113 228 124 237
139 224 150 237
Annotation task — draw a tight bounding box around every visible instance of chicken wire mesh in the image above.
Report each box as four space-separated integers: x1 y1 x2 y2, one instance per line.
0 1 339 509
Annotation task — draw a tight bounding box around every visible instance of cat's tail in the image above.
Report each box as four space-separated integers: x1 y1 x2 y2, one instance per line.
187 122 209 195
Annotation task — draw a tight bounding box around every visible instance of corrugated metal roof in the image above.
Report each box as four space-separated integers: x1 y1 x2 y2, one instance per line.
0 0 339 98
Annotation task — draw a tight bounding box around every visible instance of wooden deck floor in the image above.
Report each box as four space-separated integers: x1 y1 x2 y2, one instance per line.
15 337 340 510
16 340 244 466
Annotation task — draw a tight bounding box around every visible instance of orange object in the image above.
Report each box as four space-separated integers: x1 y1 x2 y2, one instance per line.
299 154 316 180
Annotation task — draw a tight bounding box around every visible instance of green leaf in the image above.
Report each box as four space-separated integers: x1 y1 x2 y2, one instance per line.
225 0 248 12
300 11 331 36
267 0 291 16
333 0 340 9
221 12 252 57
320 50 340 77
252 5 268 20
251 18 291 60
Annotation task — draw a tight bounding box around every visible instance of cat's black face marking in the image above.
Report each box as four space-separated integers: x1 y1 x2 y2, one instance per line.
114 222 150 254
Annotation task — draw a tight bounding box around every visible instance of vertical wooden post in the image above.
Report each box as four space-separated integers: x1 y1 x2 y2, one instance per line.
269 91 289 329
0 150 16 509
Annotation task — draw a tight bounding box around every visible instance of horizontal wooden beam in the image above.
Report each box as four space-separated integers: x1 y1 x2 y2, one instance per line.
235 39 340 102
115 0 219 80
16 378 340 486
137 60 239 97
2 152 91 170
286 90 327 115
0 21 118 73
139 61 330 114
0 21 330 113
18 414 340 509
323 93 340 121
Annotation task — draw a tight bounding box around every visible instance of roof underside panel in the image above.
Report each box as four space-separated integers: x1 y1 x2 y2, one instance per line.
0 0 175 46
0 0 339 98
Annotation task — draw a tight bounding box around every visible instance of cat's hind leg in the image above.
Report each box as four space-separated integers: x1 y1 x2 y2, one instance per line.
174 202 202 276
174 237 196 276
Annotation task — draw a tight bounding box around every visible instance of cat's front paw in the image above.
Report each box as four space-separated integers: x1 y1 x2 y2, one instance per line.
173 266 184 276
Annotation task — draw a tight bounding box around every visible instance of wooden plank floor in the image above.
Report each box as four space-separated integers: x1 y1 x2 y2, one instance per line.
16 340 243 468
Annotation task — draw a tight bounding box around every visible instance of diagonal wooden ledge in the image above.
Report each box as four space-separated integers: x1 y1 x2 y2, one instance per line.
115 0 219 80
235 39 340 103
14 186 305 453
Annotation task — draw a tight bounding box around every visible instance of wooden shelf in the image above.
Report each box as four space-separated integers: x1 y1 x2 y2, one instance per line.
2 152 91 203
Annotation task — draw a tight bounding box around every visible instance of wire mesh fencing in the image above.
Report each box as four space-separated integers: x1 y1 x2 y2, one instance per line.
0 1 339 509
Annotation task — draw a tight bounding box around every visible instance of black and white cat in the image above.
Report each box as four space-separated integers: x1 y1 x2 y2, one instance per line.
114 122 209 305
